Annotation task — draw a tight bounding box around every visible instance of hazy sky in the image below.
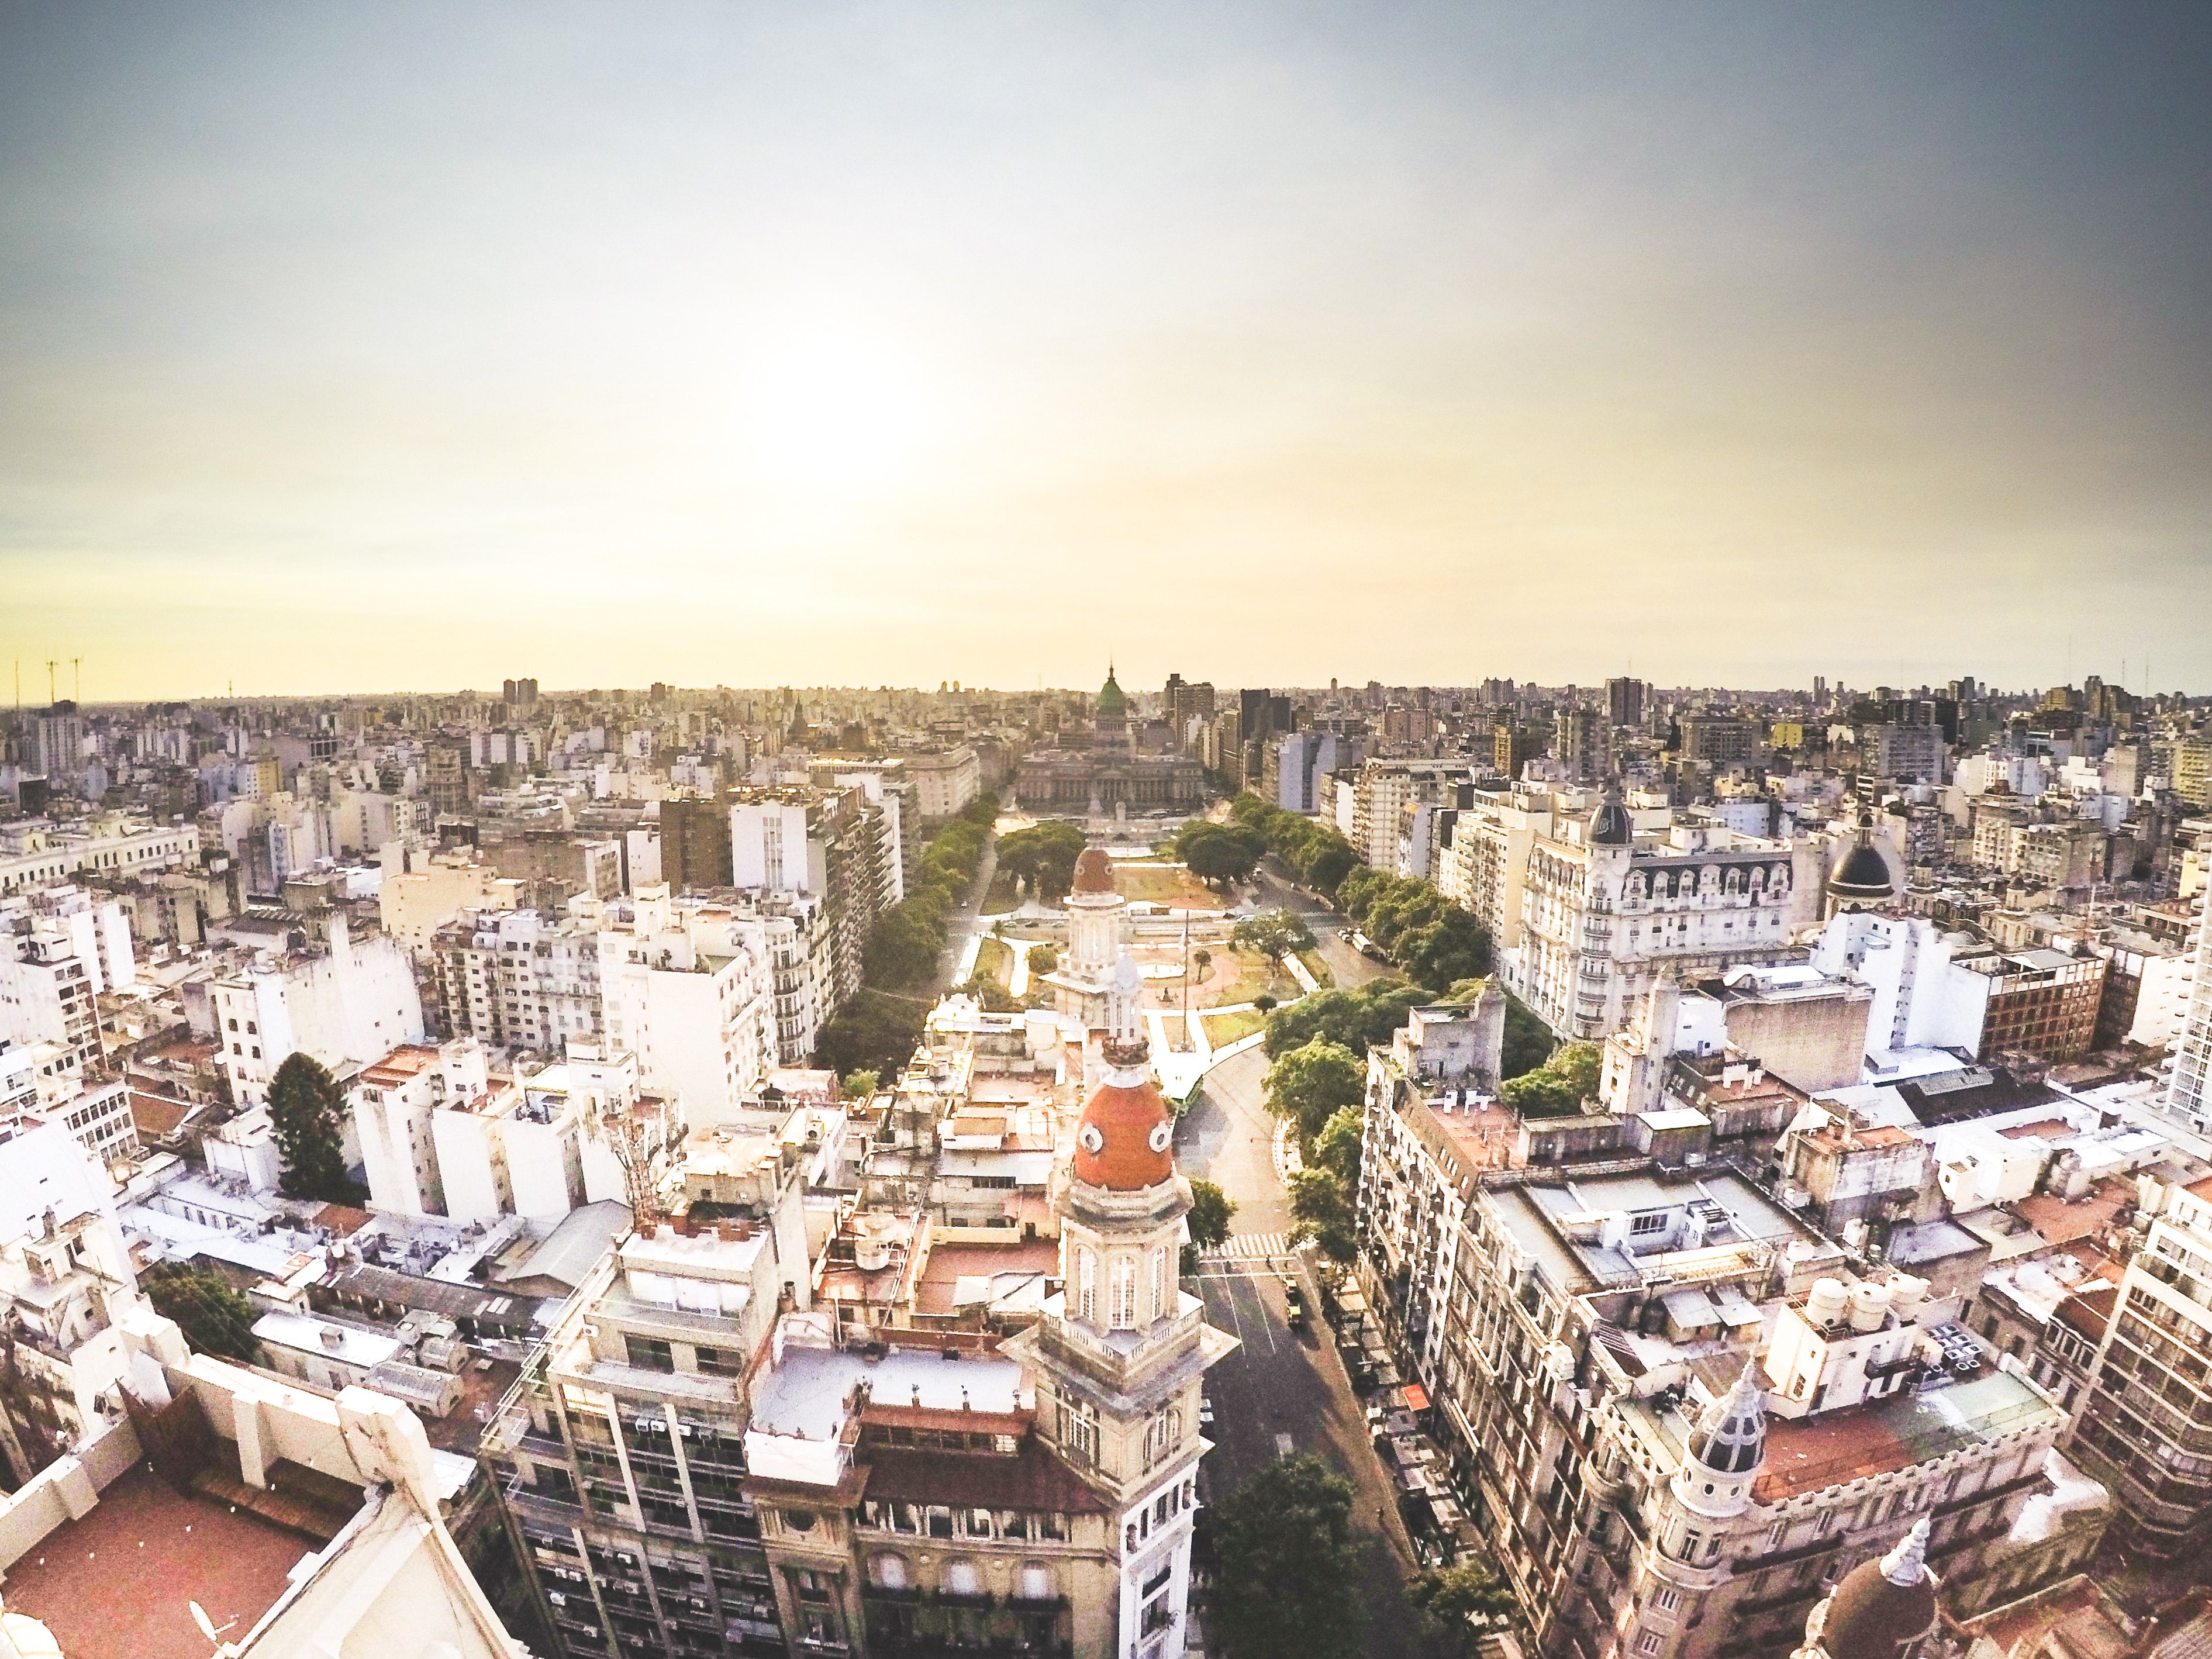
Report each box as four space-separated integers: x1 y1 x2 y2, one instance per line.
4 4 2209 701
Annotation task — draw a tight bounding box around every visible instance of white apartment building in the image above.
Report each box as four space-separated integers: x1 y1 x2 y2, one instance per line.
1810 912 1990 1067
348 1039 495 1216
0 886 133 1077
1348 760 1471 872
596 884 777 1127
378 850 524 956
1435 785 1559 951
432 904 603 1052
210 911 425 1104
0 816 198 898
0 1115 155 1484
1504 795 1821 1041
2164 884 2211 1132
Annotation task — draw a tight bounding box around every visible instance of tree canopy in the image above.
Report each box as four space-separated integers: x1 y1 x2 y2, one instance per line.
1264 979 1428 1058
1186 1178 1236 1251
141 1260 262 1361
1263 1038 1365 1144
1211 1454 1368 1659
1231 908 1315 961
1407 1561 1519 1656
1496 1041 1603 1117
816 989 926 1077
1227 794 1363 898
1173 819 1266 888
267 1053 353 1201
995 820 1087 899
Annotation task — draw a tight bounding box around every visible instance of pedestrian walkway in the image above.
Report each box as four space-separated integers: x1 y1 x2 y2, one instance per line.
1205 1230 1295 1260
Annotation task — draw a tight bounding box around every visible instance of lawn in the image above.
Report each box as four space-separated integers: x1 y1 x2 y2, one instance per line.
974 936 1013 988
1204 1007 1268 1047
1199 947 1290 1009
980 871 1022 915
1112 862 1226 911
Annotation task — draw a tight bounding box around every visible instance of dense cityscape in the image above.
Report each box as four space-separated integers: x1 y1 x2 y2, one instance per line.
7 4 2212 1658
0 668 2207 1659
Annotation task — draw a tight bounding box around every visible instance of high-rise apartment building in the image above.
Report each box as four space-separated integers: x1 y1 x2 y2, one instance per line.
483 1109 814 1659
2161 877 2210 1130
731 788 892 1008
1606 676 1647 729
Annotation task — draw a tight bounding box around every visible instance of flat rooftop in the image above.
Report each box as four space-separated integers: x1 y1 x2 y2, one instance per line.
2 1461 316 1659
751 1340 1027 1441
1755 1368 2052 1502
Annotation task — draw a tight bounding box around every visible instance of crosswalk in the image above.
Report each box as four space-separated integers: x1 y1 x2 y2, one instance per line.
1206 1231 1296 1260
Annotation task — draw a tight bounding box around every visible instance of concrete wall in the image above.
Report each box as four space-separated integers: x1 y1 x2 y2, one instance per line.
0 1417 141 1571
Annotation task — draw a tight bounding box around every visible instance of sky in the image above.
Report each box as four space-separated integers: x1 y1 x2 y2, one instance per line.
3 3 2210 702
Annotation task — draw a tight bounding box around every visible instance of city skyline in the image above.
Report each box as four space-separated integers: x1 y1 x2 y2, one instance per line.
6 3 2211 699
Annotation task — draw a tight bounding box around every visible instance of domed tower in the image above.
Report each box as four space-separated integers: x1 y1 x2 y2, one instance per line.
1055 847 1129 1028
1825 812 1898 918
1589 783 1634 848
1093 663 1131 760
1794 1519 1940 1659
1621 1361 1769 1658
1003 948 1237 1659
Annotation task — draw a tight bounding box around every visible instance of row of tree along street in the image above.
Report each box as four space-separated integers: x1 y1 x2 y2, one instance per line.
815 790 1002 1078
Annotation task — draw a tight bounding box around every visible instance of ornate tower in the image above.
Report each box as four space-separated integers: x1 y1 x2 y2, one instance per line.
1618 1360 1768 1658
1054 846 1128 1029
1004 949 1237 1659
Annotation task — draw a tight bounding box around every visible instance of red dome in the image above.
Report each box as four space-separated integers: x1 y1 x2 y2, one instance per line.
1072 1078 1174 1190
1071 849 1116 896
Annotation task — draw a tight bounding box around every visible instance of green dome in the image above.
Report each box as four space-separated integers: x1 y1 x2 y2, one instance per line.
1095 665 1127 719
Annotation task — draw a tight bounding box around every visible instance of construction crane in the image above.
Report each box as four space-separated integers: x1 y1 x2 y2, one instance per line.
70 657 81 703
44 659 57 704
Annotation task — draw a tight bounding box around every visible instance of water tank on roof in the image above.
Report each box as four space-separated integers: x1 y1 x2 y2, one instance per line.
1849 1281 1892 1333
1807 1278 1849 1327
1888 1274 1928 1320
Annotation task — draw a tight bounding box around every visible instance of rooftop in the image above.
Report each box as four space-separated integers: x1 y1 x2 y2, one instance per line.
1 1461 315 1659
1754 1367 2054 1501
750 1335 1029 1442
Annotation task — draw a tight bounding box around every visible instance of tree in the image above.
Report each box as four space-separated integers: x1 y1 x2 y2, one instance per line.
1254 992 1277 1013
1192 947 1212 982
840 1069 879 1100
1263 1039 1365 1144
267 1053 351 1201
1263 979 1426 1058
864 905 943 990
1212 1454 1367 1659
142 1260 262 1361
1407 1561 1519 1655
1029 944 1059 975
957 974 1020 1013
1231 908 1316 961
1497 1041 1603 1117
816 990 925 1077
1183 1179 1236 1271
1309 1106 1363 1185
1289 1167 1357 1262
1396 907 1489 993
996 821 1087 899
1175 821 1265 888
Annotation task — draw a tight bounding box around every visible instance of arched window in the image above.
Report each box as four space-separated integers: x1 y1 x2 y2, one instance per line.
1111 1254 1138 1330
941 1559 983 1598
1076 1247 1097 1322
1150 1247 1169 1322
1018 1563 1054 1603
870 1553 909 1591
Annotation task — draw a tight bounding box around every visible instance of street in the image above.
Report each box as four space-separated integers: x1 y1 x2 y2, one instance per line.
1178 1044 1448 1658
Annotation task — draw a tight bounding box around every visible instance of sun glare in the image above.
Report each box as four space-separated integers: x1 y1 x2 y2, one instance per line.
740 332 924 494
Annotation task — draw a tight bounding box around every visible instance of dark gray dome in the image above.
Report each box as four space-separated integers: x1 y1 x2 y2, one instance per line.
1589 788 1633 847
1828 813 1895 905
1686 1358 1766 1475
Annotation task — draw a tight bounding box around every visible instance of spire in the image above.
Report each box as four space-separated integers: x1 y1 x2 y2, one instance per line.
1686 1356 1766 1476
1880 1517 1931 1587
1104 949 1147 1065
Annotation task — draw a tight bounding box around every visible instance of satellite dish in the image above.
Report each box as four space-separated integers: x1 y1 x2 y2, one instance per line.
189 1601 237 1643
